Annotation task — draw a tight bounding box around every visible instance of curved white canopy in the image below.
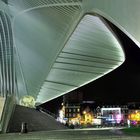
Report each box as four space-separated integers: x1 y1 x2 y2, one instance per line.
1 0 140 104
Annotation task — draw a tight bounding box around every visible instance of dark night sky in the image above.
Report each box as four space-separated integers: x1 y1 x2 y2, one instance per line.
80 21 140 104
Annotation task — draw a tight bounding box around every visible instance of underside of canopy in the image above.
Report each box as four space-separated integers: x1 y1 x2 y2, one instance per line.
1 0 140 104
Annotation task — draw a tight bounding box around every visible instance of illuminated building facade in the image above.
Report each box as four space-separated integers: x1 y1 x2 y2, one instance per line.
81 106 94 125
128 110 140 126
65 105 80 119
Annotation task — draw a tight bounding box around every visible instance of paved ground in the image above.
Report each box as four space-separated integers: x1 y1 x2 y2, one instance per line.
0 128 140 140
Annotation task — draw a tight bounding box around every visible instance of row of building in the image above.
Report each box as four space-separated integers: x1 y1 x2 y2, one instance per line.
57 91 140 127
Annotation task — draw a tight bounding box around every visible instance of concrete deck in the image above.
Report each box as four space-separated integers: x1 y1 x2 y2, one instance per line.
0 128 140 140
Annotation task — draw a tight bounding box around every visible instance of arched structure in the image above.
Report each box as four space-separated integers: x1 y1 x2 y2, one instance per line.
0 0 139 106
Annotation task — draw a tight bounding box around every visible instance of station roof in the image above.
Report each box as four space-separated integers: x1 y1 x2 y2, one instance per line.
1 0 140 104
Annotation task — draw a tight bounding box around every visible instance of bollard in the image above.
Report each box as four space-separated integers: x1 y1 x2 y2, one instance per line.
21 122 28 133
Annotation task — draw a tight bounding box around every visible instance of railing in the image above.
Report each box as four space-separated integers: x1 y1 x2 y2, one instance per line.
36 106 57 119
